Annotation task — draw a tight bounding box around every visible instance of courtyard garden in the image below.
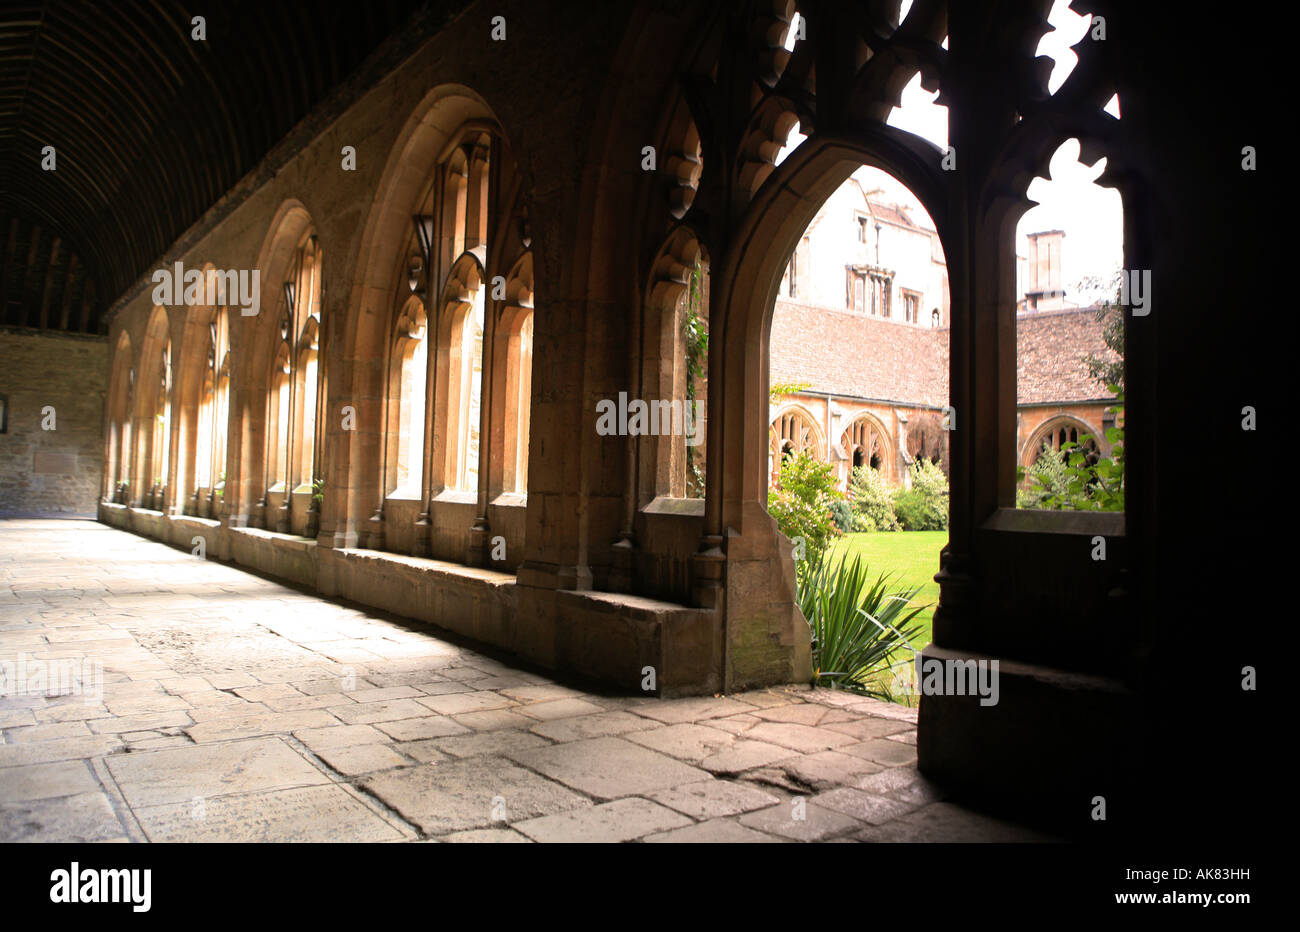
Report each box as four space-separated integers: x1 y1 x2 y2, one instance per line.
769 451 948 704
829 529 944 653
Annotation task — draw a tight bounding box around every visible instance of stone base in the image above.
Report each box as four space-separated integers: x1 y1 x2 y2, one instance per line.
916 645 1142 838
96 513 736 698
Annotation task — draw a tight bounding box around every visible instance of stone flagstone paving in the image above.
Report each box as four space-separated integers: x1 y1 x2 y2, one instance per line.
0 519 1052 843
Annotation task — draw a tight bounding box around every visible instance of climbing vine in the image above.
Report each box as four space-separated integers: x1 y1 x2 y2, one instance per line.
683 257 708 497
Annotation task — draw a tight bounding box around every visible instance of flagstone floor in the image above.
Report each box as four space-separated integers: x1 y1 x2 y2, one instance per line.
0 519 1050 843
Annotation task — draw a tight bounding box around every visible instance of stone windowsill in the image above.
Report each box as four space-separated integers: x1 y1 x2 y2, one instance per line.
167 514 221 529
431 489 477 506
642 495 706 517
229 525 318 548
384 489 423 505
980 507 1125 537
336 547 516 587
556 587 708 618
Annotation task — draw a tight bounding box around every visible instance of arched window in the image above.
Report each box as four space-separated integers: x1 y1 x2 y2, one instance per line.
194 310 228 504
292 237 323 488
386 296 428 495
842 414 892 481
359 108 533 561
1023 417 1101 470
640 231 709 502
267 335 291 493
295 318 320 485
768 406 822 485
427 129 492 498
106 332 133 503
432 249 487 496
262 230 325 533
496 252 534 495
136 307 172 510
152 344 171 506
452 284 485 492
213 325 230 503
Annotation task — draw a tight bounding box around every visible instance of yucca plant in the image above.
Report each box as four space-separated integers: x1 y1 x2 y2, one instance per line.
799 552 927 701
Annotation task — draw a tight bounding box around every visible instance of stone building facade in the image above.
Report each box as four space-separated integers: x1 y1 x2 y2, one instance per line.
43 1 1265 836
769 181 1117 490
0 327 107 515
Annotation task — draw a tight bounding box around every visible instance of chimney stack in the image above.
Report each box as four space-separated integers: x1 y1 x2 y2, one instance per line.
1024 230 1066 311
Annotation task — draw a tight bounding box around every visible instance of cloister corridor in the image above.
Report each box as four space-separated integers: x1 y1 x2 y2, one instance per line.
0 519 1050 843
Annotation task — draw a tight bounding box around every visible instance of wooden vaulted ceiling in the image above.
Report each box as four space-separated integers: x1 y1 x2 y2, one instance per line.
0 0 447 334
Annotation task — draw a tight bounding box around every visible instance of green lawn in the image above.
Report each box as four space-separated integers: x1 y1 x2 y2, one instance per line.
828 530 946 652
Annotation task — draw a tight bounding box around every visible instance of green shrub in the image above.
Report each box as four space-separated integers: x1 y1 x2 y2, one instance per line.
894 459 948 530
1017 444 1070 509
828 499 855 534
1017 391 1125 512
798 552 926 701
848 465 899 532
768 451 844 577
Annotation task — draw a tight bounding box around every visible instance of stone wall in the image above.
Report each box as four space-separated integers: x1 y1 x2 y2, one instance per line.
0 326 108 515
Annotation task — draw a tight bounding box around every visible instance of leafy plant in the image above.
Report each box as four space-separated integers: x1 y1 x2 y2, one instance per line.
311 477 325 505
684 258 708 498
828 499 855 534
1016 444 1069 509
769 381 812 404
799 552 927 701
848 464 899 532
1018 390 1124 511
1080 283 1125 393
768 450 843 579
893 459 949 530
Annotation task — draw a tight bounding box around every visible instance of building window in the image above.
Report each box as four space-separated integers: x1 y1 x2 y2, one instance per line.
931 308 941 328
504 311 533 493
387 296 428 495
848 271 894 316
903 291 920 324
267 340 291 490
194 311 229 505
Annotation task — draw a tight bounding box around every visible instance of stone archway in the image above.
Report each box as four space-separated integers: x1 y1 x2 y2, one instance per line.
703 126 951 692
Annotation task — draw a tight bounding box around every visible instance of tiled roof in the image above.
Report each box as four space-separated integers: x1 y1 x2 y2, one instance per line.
770 300 949 407
867 201 917 229
1016 307 1119 403
769 301 1119 406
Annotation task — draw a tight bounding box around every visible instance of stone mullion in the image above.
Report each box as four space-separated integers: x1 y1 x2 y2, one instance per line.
282 259 303 533
365 303 392 551
467 136 503 566
930 12 1021 651
165 346 183 517
414 168 448 558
